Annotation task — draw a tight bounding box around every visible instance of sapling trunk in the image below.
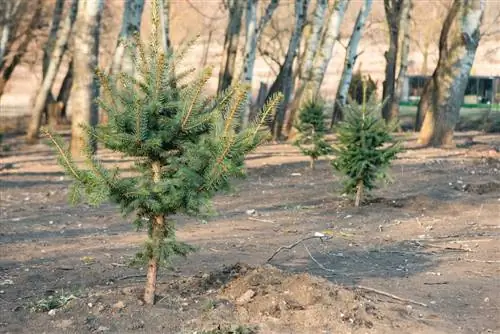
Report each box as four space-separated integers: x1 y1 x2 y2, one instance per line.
354 179 364 207
310 158 315 170
144 161 164 305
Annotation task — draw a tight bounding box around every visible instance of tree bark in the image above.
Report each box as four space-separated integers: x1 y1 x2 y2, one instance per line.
417 0 485 147
299 0 327 83
159 0 171 53
217 0 243 94
332 0 373 125
109 0 144 76
355 179 363 207
381 0 403 124
26 0 78 143
240 0 279 130
41 0 65 129
70 0 103 157
285 0 349 137
269 0 309 140
43 0 65 77
143 163 165 305
56 59 74 123
390 0 412 128
308 0 349 97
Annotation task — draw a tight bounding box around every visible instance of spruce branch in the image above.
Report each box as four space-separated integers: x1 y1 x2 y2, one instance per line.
224 86 248 134
42 128 81 181
181 66 213 129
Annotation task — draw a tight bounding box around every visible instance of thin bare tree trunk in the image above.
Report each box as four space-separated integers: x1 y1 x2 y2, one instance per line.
332 0 373 125
418 0 485 147
285 0 349 137
70 0 103 157
218 0 243 94
240 0 279 130
109 0 145 76
26 0 79 143
381 0 403 124
269 0 309 140
390 0 412 128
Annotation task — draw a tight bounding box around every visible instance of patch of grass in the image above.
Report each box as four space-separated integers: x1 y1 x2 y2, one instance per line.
29 290 78 312
199 324 259 334
202 298 217 312
80 256 95 265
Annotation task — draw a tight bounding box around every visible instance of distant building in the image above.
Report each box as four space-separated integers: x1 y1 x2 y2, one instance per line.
402 75 500 106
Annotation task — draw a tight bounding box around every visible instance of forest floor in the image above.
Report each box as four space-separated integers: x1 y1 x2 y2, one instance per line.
0 131 499 334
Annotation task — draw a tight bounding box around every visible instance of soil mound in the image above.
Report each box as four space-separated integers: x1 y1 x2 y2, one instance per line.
212 264 450 334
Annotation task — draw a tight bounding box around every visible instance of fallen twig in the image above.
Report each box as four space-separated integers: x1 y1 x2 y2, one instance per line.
267 234 332 263
302 243 336 273
110 263 128 267
354 285 428 307
115 274 146 281
248 216 276 224
425 243 472 252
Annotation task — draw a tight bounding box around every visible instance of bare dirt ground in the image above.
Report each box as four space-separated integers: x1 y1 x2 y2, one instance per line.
0 132 499 334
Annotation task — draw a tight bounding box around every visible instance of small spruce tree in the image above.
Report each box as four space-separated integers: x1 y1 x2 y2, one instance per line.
43 2 282 305
332 88 402 207
293 99 332 169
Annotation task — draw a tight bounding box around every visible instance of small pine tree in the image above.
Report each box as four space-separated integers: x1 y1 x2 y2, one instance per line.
43 2 282 305
331 89 402 207
293 99 333 169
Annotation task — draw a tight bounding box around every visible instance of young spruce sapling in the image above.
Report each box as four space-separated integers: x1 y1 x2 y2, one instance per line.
44 1 283 305
293 99 333 169
332 86 402 206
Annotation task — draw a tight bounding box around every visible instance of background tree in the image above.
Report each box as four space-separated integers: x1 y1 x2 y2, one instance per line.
348 70 377 105
26 0 79 143
40 0 66 128
411 2 447 76
0 0 44 97
69 0 103 157
267 0 309 140
240 0 279 130
285 0 350 137
45 2 283 304
108 0 144 76
218 0 244 94
417 0 485 147
158 0 171 53
42 0 65 78
381 0 404 124
54 59 73 122
390 0 412 127
331 0 373 126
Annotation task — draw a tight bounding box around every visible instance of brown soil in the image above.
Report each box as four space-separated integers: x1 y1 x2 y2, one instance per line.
0 132 499 334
